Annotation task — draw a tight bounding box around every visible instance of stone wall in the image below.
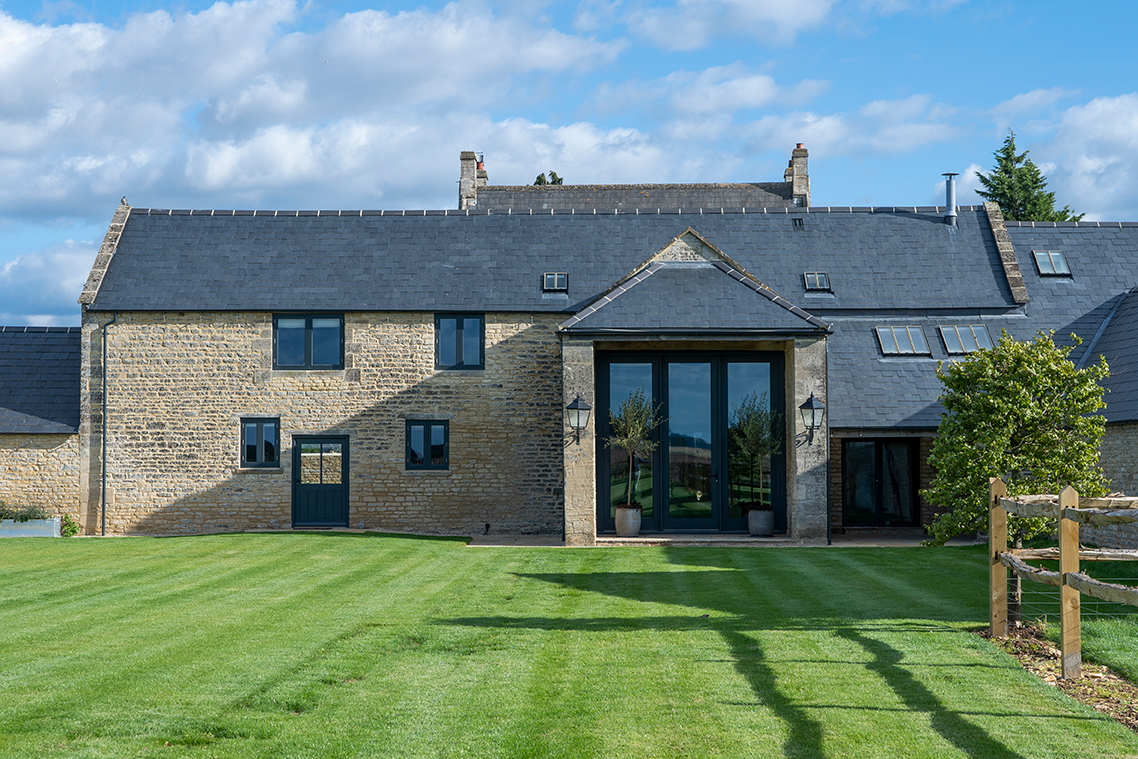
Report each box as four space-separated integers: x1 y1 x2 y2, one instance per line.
80 311 565 536
1083 423 1138 549
0 433 80 515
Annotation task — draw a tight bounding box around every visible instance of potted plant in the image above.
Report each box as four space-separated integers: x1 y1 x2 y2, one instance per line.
605 388 664 537
729 392 782 537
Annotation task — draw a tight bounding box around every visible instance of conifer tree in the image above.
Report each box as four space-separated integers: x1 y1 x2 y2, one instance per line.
976 131 1083 222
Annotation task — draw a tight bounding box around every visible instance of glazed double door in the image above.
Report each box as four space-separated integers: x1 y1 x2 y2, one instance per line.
599 353 786 533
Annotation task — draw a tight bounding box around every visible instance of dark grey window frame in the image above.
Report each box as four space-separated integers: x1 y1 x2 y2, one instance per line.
273 314 345 370
1032 250 1072 276
241 417 280 468
543 272 568 291
435 313 485 370
406 420 449 470
803 272 830 291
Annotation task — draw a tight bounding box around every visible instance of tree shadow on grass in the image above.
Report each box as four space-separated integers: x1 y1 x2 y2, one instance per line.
441 568 1040 759
155 530 470 543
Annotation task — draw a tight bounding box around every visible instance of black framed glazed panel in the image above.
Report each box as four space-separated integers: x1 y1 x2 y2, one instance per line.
435 314 484 370
596 351 786 534
273 314 345 370
241 417 279 468
841 439 918 528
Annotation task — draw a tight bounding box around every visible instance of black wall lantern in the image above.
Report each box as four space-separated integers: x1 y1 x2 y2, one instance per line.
566 395 592 444
799 392 825 445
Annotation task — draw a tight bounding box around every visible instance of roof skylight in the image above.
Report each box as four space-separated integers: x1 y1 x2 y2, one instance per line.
876 326 929 355
1032 250 1071 276
940 325 993 354
543 272 568 291
803 272 830 291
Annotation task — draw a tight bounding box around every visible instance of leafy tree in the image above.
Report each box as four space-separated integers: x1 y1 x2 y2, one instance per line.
728 392 782 511
605 388 664 510
975 131 1082 222
533 171 564 186
923 330 1109 547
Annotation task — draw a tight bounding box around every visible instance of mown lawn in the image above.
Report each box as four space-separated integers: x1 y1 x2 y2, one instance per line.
1 534 1136 758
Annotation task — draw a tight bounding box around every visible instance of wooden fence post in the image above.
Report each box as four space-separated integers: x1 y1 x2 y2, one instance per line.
990 477 1007 638
1059 485 1081 679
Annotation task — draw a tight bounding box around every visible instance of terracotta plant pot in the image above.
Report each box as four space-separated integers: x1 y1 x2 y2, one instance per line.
748 509 774 537
615 507 642 537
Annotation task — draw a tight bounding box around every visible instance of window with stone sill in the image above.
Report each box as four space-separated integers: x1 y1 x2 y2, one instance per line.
273 314 344 370
435 314 484 370
406 420 448 470
241 418 279 468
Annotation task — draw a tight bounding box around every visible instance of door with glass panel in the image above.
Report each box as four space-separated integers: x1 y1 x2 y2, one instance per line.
841 439 917 528
599 353 785 533
292 436 349 527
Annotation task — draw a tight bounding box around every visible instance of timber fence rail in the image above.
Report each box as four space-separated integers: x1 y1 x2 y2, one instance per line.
989 478 1138 679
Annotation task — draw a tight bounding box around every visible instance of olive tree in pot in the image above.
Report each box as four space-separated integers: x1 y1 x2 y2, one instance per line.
729 392 782 537
606 388 664 537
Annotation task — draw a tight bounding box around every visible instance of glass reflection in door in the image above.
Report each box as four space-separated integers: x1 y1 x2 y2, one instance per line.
608 363 654 520
666 362 713 522
726 362 775 519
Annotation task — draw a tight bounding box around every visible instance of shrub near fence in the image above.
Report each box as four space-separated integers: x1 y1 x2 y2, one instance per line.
989 477 1138 679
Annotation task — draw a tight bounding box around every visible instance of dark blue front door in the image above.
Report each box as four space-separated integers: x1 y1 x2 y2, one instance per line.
292 436 349 527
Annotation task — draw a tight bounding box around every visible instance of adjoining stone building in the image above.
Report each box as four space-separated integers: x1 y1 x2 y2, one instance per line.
0 327 81 514
6 145 1138 545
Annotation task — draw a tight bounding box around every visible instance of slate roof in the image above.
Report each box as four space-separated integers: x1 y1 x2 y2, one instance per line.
89 205 1013 314
560 261 831 334
474 182 796 211
1088 288 1138 424
1004 222 1138 425
0 327 81 434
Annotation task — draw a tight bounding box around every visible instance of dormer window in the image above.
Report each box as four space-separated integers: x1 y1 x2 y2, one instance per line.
1033 250 1071 276
543 272 568 291
803 272 830 291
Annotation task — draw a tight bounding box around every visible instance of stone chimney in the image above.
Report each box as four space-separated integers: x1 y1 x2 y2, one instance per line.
459 151 489 209
784 143 810 208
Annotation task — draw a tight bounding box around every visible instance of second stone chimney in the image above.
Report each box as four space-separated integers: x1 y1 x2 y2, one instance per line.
784 143 810 207
459 151 489 209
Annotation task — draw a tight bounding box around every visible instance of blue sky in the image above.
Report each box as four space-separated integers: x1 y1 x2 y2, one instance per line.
2 0 1136 324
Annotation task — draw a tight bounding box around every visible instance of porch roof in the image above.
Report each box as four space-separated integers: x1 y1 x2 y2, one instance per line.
559 261 830 335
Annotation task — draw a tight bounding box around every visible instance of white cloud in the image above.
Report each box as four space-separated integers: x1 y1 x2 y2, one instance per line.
747 95 954 156
0 240 96 324
627 0 835 50
991 88 1079 117
1045 94 1138 220
0 1 623 216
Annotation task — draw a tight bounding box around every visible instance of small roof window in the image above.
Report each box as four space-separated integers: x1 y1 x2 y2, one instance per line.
792 217 804 229
543 272 568 291
1032 250 1071 276
876 326 929 355
940 325 993 354
803 272 830 291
